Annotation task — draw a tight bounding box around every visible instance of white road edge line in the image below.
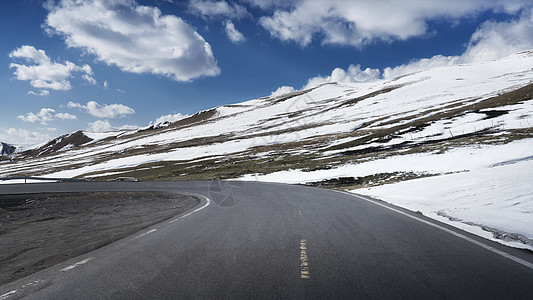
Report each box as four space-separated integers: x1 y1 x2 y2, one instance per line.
338 191 533 270
168 195 211 224
0 290 17 300
59 258 93 272
0 280 42 300
135 229 158 239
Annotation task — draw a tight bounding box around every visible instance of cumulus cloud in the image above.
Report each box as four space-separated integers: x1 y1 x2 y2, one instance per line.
87 120 138 132
28 90 50 96
460 9 533 63
9 45 93 93
88 120 113 132
302 8 533 88
82 74 97 85
270 86 295 97
381 55 459 80
188 0 248 19
18 108 77 125
383 8 533 79
152 113 189 125
259 0 527 47
67 101 135 118
45 0 220 82
304 65 381 89
0 128 52 146
225 20 246 43
243 0 290 10
118 124 139 131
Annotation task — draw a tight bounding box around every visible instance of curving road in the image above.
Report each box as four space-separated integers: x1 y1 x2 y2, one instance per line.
0 181 532 299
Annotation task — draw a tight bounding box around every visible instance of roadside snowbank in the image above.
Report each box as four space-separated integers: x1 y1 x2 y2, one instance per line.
353 158 533 251
0 179 58 184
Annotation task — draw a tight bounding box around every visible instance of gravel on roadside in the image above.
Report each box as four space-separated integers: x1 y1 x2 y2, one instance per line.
0 191 199 286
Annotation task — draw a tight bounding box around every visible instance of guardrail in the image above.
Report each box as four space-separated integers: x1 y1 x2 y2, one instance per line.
0 177 93 183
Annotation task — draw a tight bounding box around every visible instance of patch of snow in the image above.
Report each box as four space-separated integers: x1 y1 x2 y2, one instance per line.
242 139 533 183
84 171 126 178
353 159 533 251
0 179 58 184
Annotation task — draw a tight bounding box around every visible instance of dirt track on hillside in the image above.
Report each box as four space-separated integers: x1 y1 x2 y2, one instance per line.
0 192 199 286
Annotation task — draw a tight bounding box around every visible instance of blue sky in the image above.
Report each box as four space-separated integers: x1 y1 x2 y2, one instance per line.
1 0 533 146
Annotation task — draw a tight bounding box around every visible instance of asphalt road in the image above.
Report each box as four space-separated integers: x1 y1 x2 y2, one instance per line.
0 181 532 299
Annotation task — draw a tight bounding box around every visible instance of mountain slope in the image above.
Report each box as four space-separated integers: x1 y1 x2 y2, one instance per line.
2 50 533 181
18 131 93 158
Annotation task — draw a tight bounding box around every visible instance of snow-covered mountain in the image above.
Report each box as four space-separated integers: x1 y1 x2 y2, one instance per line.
1 50 533 250
18 131 93 159
4 50 532 180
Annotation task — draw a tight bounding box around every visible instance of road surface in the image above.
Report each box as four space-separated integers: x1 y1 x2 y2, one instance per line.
0 181 532 299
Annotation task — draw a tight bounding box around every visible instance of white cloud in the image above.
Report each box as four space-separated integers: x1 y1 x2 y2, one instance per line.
270 86 295 97
243 0 290 10
103 80 109 88
382 55 459 80
259 0 528 47
118 124 139 131
304 65 381 89
18 108 77 125
0 128 52 146
55 113 77 120
152 113 189 125
10 45 49 63
67 101 135 118
188 0 248 19
28 90 50 96
88 120 113 132
225 20 245 43
87 120 138 132
461 9 533 63
383 8 533 79
302 8 533 88
45 0 220 82
9 45 93 92
82 74 97 85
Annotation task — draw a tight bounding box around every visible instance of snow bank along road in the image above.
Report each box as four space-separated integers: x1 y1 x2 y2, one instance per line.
0 181 532 299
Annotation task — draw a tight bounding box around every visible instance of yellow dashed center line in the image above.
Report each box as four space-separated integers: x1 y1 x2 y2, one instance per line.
300 239 310 279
